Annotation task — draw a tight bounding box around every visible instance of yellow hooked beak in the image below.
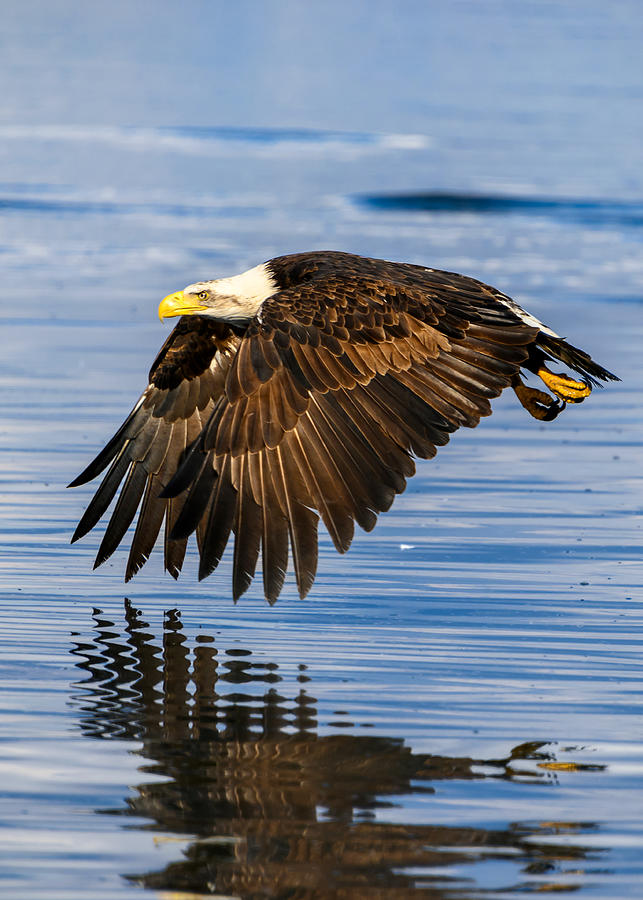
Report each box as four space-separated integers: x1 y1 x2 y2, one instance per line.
158 291 209 322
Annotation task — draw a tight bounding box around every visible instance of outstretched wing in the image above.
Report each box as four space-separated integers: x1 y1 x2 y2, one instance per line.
70 317 240 580
160 258 538 601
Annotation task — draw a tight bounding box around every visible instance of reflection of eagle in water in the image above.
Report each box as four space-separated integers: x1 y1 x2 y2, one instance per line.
69 251 617 601
69 602 600 897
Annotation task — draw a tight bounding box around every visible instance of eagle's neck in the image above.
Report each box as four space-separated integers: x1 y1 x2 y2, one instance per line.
209 262 279 321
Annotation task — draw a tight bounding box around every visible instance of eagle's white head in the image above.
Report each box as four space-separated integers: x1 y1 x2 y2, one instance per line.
158 262 278 324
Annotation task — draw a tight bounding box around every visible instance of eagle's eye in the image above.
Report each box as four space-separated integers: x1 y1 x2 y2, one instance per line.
197 291 208 301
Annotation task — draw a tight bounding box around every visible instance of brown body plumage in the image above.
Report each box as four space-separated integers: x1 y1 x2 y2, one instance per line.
70 251 618 601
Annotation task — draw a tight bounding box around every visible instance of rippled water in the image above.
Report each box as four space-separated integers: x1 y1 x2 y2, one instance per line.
1 2 643 897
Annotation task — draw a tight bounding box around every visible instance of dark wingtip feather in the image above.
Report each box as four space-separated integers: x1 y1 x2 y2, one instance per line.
70 449 130 545
197 458 237 581
93 464 147 569
164 549 185 580
169 463 217 541
232 568 254 603
68 453 115 489
297 571 316 600
164 501 188 578
160 447 204 498
125 553 146 582
68 405 146 488
232 474 262 601
537 334 620 387
263 561 287 605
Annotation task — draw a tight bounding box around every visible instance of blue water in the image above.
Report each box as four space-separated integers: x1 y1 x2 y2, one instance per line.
1 2 642 897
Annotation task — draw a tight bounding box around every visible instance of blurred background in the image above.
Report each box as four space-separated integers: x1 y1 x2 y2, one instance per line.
1 2 642 898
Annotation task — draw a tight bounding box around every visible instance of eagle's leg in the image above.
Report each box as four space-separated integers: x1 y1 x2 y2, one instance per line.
512 374 565 421
536 363 592 404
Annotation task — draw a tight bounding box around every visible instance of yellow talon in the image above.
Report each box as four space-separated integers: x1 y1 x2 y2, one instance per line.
537 365 592 403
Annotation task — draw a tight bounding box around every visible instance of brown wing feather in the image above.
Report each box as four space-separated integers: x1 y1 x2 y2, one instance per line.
271 444 319 598
231 456 262 600
257 453 289 603
70 317 239 578
197 453 237 581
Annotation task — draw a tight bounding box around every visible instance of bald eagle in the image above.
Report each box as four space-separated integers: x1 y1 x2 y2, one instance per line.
70 251 617 602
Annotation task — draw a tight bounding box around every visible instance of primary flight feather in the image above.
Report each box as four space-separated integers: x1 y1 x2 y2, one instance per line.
70 251 618 602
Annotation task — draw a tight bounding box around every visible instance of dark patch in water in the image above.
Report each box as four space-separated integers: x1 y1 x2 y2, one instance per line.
162 124 379 145
0 196 267 219
359 191 643 228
